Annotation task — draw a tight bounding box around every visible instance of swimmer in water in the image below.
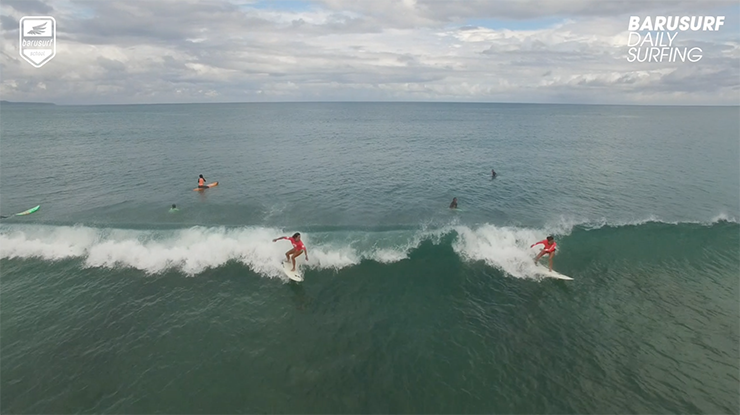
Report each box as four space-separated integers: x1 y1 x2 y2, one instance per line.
449 197 458 209
531 236 557 271
273 232 309 272
169 204 179 212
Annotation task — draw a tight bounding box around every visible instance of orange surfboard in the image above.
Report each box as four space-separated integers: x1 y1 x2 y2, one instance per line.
193 181 219 191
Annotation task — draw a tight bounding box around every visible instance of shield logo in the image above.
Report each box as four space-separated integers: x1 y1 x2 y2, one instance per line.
19 16 56 68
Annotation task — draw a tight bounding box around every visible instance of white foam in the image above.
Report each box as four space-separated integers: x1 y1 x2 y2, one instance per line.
1 217 733 279
372 248 408 263
0 225 99 260
0 224 429 278
451 224 557 279
709 213 738 224
546 213 739 230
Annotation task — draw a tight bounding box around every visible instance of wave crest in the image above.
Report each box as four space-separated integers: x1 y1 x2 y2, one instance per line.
1 217 735 279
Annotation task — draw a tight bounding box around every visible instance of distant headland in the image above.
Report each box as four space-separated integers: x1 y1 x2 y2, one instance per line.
0 100 56 106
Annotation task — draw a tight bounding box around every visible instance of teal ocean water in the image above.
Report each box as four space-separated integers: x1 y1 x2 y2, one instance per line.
1 102 738 413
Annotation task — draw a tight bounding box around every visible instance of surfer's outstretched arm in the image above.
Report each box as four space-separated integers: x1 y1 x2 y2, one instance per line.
273 237 286 242
303 248 309 261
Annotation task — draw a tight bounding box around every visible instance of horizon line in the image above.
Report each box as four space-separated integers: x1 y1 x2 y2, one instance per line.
2 99 738 108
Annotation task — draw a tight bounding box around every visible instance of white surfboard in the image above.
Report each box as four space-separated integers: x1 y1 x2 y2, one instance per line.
282 260 304 282
529 245 572 281
534 263 573 280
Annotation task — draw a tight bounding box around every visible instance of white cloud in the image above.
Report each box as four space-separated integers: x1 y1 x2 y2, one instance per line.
0 0 737 104
315 0 735 26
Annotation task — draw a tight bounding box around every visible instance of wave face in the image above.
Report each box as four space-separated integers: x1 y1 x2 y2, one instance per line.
2 218 737 280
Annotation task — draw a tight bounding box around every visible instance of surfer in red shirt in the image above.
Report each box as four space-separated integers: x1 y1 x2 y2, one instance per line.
531 236 557 271
273 232 309 272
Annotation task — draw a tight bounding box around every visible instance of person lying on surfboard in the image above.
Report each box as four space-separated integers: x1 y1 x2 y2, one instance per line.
449 197 458 209
198 174 207 189
531 236 556 271
273 232 309 272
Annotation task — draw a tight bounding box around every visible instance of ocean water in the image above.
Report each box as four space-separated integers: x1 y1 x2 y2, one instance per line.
1 102 738 413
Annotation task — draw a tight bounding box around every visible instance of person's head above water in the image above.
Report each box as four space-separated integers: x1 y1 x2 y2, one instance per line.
292 232 301 240
172 204 177 209
199 174 204 178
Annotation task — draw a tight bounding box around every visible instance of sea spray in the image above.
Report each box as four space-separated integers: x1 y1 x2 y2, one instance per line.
6 218 733 279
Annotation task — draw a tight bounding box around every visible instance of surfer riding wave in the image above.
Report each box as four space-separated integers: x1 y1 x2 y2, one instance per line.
273 232 309 272
531 236 556 271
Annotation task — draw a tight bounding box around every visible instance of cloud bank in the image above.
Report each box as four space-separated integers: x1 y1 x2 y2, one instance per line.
1 0 738 105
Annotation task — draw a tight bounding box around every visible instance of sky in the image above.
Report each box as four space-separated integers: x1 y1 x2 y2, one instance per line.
1 0 738 105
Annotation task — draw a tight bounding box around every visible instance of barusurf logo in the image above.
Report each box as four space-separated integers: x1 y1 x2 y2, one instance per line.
19 16 56 68
626 16 725 63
